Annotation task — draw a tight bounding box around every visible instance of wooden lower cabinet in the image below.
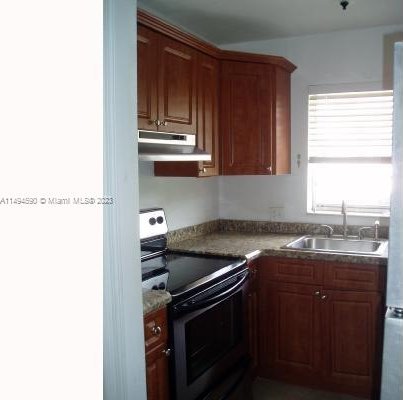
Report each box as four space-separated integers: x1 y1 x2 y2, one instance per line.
144 308 170 400
259 282 322 385
146 342 169 400
258 257 384 399
322 289 382 398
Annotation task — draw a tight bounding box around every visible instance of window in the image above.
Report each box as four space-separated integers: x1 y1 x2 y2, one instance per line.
307 89 393 216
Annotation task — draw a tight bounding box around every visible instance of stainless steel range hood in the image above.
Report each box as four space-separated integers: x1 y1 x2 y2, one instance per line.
138 130 211 162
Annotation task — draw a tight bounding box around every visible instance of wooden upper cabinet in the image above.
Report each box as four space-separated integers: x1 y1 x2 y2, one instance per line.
221 61 273 175
154 52 219 177
137 25 197 135
221 61 292 175
137 25 158 130
196 54 219 176
273 67 292 175
137 10 296 176
157 35 197 134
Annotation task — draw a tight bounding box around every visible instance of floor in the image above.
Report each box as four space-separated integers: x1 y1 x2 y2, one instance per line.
252 378 366 400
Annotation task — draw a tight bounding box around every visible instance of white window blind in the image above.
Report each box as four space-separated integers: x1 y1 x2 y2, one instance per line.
309 90 393 160
307 90 393 215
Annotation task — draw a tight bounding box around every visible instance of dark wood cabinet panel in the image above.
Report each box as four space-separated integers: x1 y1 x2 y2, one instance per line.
154 52 219 177
144 308 170 400
324 262 385 292
137 25 197 136
259 281 322 384
262 256 324 285
144 307 168 351
158 35 197 134
258 257 384 398
138 13 295 177
221 61 273 175
322 290 382 398
196 54 219 176
273 67 291 174
146 342 170 400
137 26 159 131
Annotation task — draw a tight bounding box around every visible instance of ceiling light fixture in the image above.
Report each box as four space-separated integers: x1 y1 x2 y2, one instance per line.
340 0 349 10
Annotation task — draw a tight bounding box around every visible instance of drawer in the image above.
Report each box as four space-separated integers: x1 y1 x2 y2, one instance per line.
260 257 324 285
144 307 168 351
324 262 385 292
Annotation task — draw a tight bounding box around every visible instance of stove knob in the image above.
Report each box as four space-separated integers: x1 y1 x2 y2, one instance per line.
152 285 158 290
158 282 166 290
156 216 164 224
149 217 156 225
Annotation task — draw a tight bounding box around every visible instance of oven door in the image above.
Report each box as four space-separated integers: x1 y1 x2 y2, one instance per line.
170 269 249 400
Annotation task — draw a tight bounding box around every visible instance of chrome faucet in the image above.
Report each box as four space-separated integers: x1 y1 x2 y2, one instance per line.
358 220 380 240
341 200 348 238
358 226 372 240
318 224 334 237
374 220 380 240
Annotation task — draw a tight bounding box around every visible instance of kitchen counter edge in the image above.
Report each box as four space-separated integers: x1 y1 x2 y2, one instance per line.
168 232 388 265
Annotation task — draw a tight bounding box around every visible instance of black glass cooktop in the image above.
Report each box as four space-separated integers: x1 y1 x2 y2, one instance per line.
141 252 246 297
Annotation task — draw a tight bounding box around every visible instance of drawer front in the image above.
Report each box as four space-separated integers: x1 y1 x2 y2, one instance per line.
324 262 385 292
144 307 168 351
260 257 324 285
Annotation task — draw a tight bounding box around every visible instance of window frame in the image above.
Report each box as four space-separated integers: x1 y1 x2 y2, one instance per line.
306 83 393 217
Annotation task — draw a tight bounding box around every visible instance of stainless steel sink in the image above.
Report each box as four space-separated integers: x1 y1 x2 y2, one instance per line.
282 235 388 256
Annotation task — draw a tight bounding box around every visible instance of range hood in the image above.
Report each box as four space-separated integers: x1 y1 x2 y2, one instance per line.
138 130 211 162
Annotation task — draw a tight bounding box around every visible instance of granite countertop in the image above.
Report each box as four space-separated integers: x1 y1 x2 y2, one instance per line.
143 290 172 315
143 230 387 314
168 232 388 266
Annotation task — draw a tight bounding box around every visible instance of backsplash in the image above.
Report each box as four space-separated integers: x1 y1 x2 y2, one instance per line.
167 219 389 243
167 220 220 244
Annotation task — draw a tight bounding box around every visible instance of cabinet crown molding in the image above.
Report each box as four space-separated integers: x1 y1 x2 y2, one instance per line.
138 9 297 73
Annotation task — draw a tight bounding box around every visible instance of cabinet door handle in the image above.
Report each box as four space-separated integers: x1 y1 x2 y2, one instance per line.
314 290 321 296
161 120 168 126
321 294 328 300
199 167 207 173
266 166 272 173
162 348 171 357
151 325 162 335
149 119 161 126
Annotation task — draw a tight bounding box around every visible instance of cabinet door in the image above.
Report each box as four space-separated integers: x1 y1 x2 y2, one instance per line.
158 36 197 134
322 290 382 398
154 52 219 177
259 281 322 384
221 61 273 175
146 342 170 400
197 53 219 176
137 26 158 131
272 67 291 174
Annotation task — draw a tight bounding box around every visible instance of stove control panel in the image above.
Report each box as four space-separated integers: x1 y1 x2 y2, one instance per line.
142 271 169 292
140 208 168 240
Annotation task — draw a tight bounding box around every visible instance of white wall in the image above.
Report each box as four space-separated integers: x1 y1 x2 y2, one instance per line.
220 24 403 226
139 162 219 230
104 0 147 399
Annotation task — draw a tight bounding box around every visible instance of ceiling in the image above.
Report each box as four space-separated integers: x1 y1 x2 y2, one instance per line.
138 0 403 45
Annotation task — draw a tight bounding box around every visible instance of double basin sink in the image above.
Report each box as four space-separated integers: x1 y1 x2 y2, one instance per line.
283 235 388 256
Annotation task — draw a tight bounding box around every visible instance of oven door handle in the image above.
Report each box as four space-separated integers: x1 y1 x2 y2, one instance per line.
174 270 249 314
